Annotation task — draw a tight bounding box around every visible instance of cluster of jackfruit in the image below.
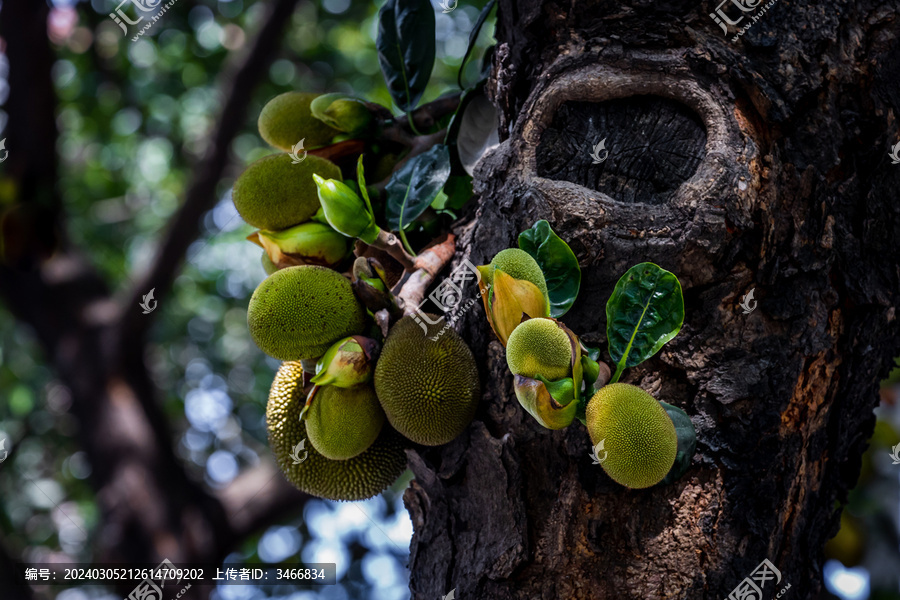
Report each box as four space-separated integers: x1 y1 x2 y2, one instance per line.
486 248 678 489
237 93 481 501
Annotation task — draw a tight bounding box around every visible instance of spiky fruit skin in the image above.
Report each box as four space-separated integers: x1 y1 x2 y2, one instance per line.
248 266 367 361
258 92 340 151
267 361 407 501
489 248 550 306
374 316 480 446
233 153 340 231
505 318 571 381
586 383 677 489
306 384 385 460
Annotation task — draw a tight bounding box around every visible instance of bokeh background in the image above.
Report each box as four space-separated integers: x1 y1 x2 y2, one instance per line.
0 1 897 599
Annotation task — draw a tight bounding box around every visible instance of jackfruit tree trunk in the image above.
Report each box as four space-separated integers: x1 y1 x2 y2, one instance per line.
402 0 900 598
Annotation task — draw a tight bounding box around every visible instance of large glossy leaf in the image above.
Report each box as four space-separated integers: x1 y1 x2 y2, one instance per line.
457 0 496 89
385 144 452 231
377 0 435 112
659 401 696 486
518 220 581 317
606 262 684 382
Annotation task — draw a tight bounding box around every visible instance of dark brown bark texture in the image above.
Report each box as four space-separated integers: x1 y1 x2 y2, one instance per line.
405 0 900 598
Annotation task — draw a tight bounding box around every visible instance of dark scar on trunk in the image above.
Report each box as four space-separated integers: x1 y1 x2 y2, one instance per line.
536 96 708 205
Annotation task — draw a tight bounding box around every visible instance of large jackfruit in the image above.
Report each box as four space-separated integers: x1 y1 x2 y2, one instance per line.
373 316 480 446
586 383 677 489
267 361 407 501
232 153 340 232
248 266 367 361
258 92 340 151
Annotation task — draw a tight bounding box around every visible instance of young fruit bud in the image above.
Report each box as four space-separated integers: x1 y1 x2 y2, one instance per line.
256 221 351 268
310 336 380 388
310 93 375 136
513 375 577 429
478 268 549 346
506 317 574 381
312 174 380 244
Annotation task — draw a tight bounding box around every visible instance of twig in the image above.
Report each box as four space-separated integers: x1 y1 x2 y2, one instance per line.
398 234 457 314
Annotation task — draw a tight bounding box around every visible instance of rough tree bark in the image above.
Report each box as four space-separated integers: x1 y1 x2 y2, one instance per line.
405 0 900 598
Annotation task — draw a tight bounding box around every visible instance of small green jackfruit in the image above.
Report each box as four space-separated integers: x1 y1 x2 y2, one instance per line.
261 251 278 275
267 362 407 501
488 248 550 309
305 384 385 460
258 92 340 151
233 153 340 231
505 318 572 381
374 316 480 446
248 266 367 361
585 383 677 489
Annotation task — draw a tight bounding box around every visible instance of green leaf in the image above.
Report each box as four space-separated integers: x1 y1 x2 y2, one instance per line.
659 401 696 486
385 144 452 231
535 375 576 406
377 0 435 113
356 155 374 217
518 220 582 317
606 262 684 383
458 0 496 90
440 175 473 211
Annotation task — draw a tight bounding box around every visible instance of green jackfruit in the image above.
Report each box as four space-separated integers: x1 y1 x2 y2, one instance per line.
267 362 407 501
586 383 677 489
505 317 572 381
489 248 550 309
305 384 385 460
261 251 278 275
258 92 340 151
373 316 480 446
248 266 367 361
233 153 340 231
